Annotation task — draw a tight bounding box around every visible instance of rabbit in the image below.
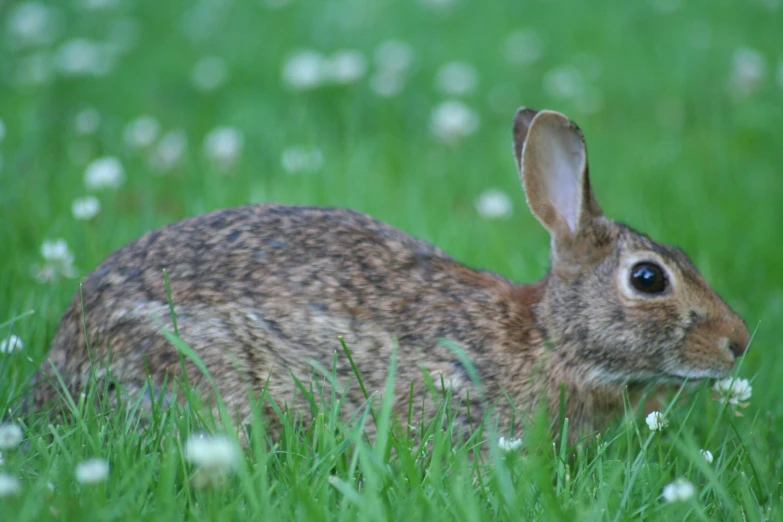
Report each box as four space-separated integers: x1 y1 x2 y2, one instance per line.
33 108 750 444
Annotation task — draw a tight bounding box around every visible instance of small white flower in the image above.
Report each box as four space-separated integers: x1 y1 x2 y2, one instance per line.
662 478 695 502
84 156 125 190
41 239 73 264
374 40 414 73
325 50 367 84
75 458 109 484
435 61 478 96
0 424 23 450
74 108 101 135
543 65 585 99
700 449 713 464
731 47 766 96
645 411 667 431
0 473 21 497
151 129 188 172
203 126 244 167
497 437 523 452
191 56 228 92
185 434 241 474
123 116 160 149
712 377 752 406
71 196 100 220
429 100 479 143
6 2 59 49
0 119 5 143
282 50 327 90
370 70 406 97
505 29 543 65
54 39 113 77
0 335 23 354
36 239 77 282
475 189 513 219
281 145 324 174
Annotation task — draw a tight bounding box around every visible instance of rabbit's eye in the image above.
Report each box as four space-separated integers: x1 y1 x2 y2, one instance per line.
630 262 667 294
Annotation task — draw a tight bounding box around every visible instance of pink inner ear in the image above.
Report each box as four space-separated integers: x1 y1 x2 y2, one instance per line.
541 127 585 234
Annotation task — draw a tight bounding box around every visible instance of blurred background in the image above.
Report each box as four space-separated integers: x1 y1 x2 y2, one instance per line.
0 0 781 421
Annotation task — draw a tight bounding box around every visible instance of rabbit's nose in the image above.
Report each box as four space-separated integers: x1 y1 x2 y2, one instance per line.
727 322 750 359
728 341 745 358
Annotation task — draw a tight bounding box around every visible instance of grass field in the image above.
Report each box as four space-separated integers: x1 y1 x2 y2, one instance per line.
1 0 782 519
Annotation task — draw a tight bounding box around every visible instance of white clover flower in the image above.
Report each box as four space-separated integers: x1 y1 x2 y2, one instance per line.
325 50 367 84
370 70 406 98
0 424 23 450
84 156 125 190
282 50 327 90
74 108 101 135
75 458 109 484
0 335 23 354
475 189 513 220
281 145 323 174
731 47 766 96
123 115 160 149
497 437 523 452
13 51 52 86
700 449 713 464
429 100 479 143
505 29 543 65
435 61 479 96
6 2 59 49
203 126 244 167
712 377 752 406
191 56 228 92
543 65 585 100
0 473 21 497
185 434 241 475
662 478 695 502
151 129 188 172
71 196 100 220
54 39 113 77
0 119 5 143
41 239 73 264
374 40 414 73
645 411 667 431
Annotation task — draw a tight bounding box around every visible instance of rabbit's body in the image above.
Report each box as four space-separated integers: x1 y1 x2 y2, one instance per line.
35 109 750 443
41 204 553 435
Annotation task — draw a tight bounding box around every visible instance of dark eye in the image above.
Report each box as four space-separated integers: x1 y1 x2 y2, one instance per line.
630 262 667 294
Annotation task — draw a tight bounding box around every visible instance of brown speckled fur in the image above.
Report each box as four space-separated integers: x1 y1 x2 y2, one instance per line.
33 109 750 444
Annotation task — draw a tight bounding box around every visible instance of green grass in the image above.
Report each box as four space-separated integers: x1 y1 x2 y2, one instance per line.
1 0 782 519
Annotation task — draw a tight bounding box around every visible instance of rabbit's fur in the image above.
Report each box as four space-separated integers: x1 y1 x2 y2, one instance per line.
33 109 749 442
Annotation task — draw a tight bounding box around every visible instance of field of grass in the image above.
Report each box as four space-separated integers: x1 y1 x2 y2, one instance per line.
1 0 782 519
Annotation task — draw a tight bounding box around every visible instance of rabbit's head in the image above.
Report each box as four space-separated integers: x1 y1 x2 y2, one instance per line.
513 108 750 387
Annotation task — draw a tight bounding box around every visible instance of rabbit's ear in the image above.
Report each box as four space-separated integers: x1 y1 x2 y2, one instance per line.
512 107 539 170
517 110 603 246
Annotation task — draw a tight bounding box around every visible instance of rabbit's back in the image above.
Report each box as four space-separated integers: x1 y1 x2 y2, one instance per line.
40 204 534 432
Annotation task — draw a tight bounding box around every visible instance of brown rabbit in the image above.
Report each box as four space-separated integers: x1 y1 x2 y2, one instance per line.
34 108 749 443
